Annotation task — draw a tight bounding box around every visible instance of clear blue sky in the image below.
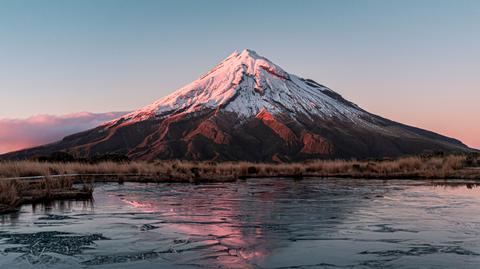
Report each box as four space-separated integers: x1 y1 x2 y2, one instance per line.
0 0 479 148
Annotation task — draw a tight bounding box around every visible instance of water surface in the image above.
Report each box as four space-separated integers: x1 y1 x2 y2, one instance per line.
1 178 480 268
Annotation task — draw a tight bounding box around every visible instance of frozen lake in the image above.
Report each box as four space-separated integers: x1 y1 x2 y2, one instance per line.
1 178 480 268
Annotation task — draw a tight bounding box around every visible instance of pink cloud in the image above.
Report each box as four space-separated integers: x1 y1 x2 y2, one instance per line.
0 111 128 154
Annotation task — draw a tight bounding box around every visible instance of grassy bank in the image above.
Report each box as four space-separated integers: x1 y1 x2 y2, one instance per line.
1 153 479 182
0 153 479 213
0 177 93 214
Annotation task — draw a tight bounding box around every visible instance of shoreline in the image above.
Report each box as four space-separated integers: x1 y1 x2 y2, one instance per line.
2 170 480 183
0 189 93 214
0 154 479 214
0 176 93 214
2 173 480 215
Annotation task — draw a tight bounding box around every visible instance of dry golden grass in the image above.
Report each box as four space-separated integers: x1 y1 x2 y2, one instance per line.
0 155 480 182
0 180 20 206
0 154 478 185
0 175 91 211
0 154 478 212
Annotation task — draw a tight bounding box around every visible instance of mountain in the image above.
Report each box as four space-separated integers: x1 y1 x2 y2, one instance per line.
2 49 472 161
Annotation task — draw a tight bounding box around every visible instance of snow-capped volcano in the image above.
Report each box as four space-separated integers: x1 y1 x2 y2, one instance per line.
3 49 472 161
118 49 362 123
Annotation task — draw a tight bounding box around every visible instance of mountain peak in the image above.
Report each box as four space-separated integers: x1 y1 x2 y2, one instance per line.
227 48 261 60
239 48 260 58
220 49 290 82
113 49 363 124
223 49 281 72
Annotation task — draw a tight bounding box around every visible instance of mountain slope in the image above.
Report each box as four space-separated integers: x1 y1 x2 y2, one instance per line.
2 49 472 161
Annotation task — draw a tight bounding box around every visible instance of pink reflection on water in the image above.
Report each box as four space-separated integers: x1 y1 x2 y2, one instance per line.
118 188 272 268
430 183 480 197
121 198 156 213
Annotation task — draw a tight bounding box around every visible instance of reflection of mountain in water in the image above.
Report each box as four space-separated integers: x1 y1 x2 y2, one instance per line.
2 180 480 268
111 179 387 268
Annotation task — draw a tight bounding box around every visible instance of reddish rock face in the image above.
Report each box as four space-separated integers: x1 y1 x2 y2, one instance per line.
186 120 230 145
256 109 297 145
300 132 332 155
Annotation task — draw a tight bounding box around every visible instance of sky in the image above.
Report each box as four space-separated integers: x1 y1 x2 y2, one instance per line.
0 0 479 150
0 111 127 153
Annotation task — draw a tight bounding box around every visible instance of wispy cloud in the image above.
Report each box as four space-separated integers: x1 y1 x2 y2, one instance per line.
0 112 128 154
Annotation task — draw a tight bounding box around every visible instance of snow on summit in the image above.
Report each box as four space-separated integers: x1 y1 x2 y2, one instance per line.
115 49 366 124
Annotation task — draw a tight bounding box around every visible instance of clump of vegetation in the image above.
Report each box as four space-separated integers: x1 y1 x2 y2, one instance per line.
0 176 93 213
0 153 479 183
0 153 478 213
0 180 20 207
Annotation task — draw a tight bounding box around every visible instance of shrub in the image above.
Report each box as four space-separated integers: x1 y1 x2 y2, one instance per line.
247 166 259 174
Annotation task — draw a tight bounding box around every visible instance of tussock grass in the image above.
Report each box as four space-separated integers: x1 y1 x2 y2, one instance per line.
0 180 20 206
0 175 91 212
0 153 478 212
0 154 478 183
